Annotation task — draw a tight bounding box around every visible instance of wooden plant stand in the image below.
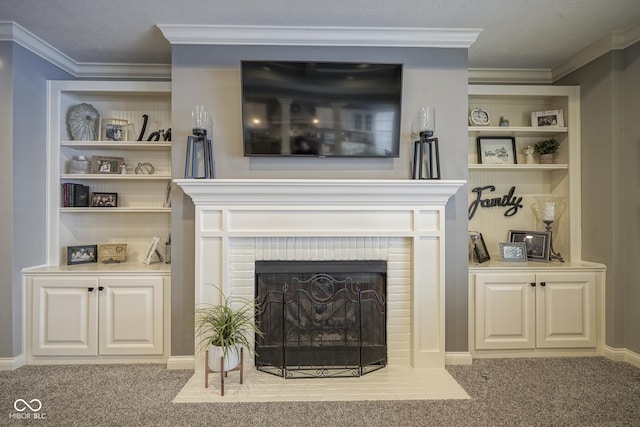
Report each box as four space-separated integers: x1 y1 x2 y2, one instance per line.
204 347 244 396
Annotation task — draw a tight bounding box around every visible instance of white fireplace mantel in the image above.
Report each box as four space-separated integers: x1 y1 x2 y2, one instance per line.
176 178 464 369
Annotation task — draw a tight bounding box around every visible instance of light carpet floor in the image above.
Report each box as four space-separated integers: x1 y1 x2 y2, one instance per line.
173 366 470 403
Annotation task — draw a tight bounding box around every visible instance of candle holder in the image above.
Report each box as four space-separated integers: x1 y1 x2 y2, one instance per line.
411 107 440 179
531 196 567 262
185 105 215 179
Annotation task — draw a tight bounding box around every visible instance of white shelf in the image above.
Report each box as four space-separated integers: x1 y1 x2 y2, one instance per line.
468 126 568 137
61 141 171 150
468 164 568 171
60 207 171 213
61 174 171 180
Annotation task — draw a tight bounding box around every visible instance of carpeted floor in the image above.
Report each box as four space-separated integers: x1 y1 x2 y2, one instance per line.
1 357 639 426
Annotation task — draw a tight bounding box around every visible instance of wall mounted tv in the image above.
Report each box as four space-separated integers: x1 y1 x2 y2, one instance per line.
241 61 403 157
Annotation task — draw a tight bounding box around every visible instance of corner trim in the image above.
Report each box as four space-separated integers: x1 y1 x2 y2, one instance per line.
0 354 26 371
157 24 481 48
167 355 195 370
603 345 640 369
0 21 170 79
445 352 473 365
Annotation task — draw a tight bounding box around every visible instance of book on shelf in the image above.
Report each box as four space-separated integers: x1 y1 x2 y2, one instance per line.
62 183 90 207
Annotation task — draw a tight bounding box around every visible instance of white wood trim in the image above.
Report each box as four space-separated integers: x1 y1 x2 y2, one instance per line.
0 354 26 371
603 346 640 369
157 24 481 48
445 352 473 365
167 356 196 370
469 68 552 84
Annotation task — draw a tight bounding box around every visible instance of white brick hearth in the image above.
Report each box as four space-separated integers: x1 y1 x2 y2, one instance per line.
176 179 464 370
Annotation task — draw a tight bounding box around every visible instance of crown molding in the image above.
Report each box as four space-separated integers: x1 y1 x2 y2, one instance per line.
157 24 481 48
0 21 170 79
552 25 640 81
469 68 552 84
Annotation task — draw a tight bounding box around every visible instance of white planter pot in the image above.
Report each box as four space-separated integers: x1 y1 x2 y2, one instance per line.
207 344 240 372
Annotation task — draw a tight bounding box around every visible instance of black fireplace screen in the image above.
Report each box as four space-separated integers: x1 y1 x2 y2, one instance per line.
255 260 387 378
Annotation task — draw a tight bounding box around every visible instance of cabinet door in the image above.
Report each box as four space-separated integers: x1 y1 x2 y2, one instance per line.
536 272 596 348
475 273 536 350
32 276 99 356
98 277 163 355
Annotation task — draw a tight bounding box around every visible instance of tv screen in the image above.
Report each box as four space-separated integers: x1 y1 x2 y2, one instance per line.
241 61 403 157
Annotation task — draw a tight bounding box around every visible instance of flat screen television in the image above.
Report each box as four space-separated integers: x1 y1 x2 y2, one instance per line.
241 61 403 157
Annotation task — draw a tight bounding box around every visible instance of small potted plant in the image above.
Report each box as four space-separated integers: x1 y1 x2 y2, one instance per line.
534 137 560 164
195 285 262 372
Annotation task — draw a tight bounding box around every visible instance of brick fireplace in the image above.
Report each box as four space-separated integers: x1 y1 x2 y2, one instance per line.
176 179 463 369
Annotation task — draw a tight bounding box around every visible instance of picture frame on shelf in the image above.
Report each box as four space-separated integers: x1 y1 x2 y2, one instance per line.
98 243 127 264
508 230 551 262
67 244 98 265
91 192 118 207
477 137 517 165
91 156 124 174
474 233 491 263
98 118 128 141
142 237 163 265
499 242 528 262
531 109 564 128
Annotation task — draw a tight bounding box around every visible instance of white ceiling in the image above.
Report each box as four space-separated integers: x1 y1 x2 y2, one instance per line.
1 0 639 71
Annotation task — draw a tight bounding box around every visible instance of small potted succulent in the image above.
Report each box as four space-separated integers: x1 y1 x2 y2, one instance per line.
534 137 560 164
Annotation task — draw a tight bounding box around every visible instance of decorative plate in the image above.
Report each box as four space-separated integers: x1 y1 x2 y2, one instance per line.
67 103 100 140
469 108 490 126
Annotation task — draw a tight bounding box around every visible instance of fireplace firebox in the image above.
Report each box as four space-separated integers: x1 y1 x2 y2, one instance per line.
255 260 387 378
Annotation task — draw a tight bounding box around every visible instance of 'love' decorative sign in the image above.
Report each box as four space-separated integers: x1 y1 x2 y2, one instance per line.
468 185 523 219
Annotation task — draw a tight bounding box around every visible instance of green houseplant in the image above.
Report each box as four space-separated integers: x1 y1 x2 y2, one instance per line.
534 137 560 163
195 286 262 372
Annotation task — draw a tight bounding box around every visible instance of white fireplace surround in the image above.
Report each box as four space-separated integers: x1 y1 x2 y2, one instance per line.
176 179 464 369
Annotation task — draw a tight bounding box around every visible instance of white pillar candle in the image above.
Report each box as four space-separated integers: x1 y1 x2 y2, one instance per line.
543 201 555 221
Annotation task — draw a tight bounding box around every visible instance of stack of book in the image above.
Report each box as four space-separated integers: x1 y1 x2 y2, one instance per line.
62 183 90 207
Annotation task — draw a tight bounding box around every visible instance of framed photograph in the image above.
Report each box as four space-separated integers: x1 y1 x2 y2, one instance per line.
531 109 564 128
477 137 517 165
98 118 128 141
508 230 551 262
67 244 98 265
91 156 124 174
91 192 118 207
474 233 491 263
499 242 528 262
143 237 162 265
98 243 127 264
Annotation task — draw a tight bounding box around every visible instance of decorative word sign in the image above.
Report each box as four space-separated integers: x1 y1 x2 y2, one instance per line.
468 185 523 219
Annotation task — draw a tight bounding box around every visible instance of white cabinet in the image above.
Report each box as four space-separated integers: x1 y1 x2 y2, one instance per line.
473 270 598 351
30 274 165 358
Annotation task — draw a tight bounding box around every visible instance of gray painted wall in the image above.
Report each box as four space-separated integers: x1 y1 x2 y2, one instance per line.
170 45 470 356
557 41 640 353
0 42 73 358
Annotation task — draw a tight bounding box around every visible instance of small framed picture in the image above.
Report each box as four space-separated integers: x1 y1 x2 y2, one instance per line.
98 243 127 264
499 242 528 262
143 237 162 265
477 137 517 165
91 156 124 174
67 244 98 265
98 118 128 141
508 230 551 262
474 233 491 263
91 192 118 207
531 109 564 128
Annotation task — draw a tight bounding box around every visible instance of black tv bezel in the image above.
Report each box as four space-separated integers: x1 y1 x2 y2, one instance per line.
240 60 404 158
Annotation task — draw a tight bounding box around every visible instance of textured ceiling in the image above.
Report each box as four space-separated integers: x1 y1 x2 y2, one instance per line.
1 0 639 69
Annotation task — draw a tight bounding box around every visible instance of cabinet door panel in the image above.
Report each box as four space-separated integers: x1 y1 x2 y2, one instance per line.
98 277 163 355
475 273 536 349
536 272 596 348
32 277 99 356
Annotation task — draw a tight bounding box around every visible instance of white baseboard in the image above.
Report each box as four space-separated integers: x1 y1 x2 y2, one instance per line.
604 346 640 369
0 354 26 370
445 352 473 365
167 355 195 370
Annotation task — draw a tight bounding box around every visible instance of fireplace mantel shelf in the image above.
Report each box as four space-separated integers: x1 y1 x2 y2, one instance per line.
175 179 465 206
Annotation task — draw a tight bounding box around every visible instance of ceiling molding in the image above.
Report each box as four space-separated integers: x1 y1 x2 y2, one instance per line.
469 68 552 84
0 21 170 79
157 24 482 48
552 25 640 81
